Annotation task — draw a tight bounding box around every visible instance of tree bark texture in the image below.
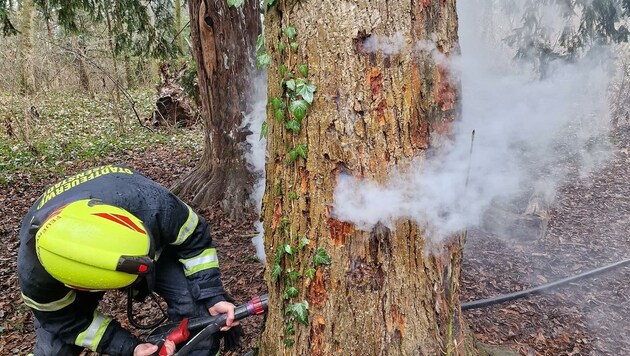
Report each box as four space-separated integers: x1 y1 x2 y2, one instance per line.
175 0 260 218
260 1 473 355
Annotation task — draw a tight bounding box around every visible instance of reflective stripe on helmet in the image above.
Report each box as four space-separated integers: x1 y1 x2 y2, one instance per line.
75 310 112 350
21 290 76 311
172 205 199 246
179 248 219 276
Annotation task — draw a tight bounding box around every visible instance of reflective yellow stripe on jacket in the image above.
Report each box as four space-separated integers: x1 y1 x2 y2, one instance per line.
75 310 112 350
22 290 76 311
179 248 219 276
172 204 199 245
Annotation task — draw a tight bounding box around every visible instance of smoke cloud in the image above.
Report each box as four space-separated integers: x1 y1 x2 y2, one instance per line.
332 1 614 240
241 72 267 262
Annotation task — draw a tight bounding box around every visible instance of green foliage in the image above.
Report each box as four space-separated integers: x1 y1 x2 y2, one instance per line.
284 26 297 40
271 263 283 281
227 0 244 7
256 34 271 69
283 286 298 299
286 301 309 325
304 268 316 280
313 247 331 266
181 56 201 105
289 100 308 121
28 0 179 58
0 90 202 186
505 0 630 70
263 0 278 11
260 121 268 139
298 236 309 250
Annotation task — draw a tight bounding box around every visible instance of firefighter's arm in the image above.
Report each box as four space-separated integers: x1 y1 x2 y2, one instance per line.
164 200 226 307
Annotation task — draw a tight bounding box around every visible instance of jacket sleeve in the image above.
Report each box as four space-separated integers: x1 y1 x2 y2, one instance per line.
160 197 226 307
18 249 140 355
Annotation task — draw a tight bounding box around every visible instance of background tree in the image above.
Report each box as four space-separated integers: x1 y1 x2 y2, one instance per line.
504 0 630 76
171 0 261 218
18 0 35 95
258 0 472 354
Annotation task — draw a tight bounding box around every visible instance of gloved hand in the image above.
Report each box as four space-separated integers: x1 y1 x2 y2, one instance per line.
217 323 244 351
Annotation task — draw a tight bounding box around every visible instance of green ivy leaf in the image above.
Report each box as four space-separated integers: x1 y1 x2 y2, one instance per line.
305 268 316 279
285 79 296 91
296 82 317 104
264 0 278 9
260 121 268 140
283 286 299 299
288 270 299 282
270 97 283 111
290 42 299 53
278 41 286 54
271 263 282 281
275 109 285 122
288 192 298 200
257 53 271 69
294 143 308 160
284 244 294 255
227 0 244 7
287 301 309 325
287 150 298 163
285 120 301 133
289 100 308 121
284 26 297 40
284 323 295 335
275 244 285 262
299 236 310 250
298 64 309 77
283 338 295 347
313 247 331 266
256 34 265 52
279 64 287 78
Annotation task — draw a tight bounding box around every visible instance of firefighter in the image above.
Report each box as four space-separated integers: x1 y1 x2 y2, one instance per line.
17 165 242 356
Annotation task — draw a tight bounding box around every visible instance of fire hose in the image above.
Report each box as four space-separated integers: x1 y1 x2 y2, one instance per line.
146 294 268 356
461 257 630 310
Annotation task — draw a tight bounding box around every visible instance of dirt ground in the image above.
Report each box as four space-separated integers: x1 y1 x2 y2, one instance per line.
1 128 629 355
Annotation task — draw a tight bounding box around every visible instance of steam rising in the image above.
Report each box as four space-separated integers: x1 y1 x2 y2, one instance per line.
241 72 267 262
332 1 614 240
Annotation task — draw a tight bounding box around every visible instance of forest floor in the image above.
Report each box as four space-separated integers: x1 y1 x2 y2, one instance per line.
1 125 629 355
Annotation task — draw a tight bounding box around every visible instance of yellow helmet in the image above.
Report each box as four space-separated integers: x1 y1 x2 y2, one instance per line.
36 199 154 290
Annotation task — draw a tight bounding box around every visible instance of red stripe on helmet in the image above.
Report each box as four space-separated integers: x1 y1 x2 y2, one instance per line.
111 213 146 234
93 213 146 234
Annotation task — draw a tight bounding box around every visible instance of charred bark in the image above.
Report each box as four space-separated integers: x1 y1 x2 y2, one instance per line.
260 0 473 354
174 0 261 219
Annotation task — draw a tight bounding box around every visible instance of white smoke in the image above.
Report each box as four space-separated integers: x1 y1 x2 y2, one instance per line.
332 1 614 240
241 72 267 262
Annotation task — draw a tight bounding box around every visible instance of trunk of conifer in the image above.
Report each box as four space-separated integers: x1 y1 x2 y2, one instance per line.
259 1 476 354
173 0 260 219
174 0 185 55
18 0 35 94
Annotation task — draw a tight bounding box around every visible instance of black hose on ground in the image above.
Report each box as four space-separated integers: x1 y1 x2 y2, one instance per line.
461 257 630 310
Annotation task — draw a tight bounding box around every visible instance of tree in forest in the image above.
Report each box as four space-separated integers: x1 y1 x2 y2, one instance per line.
502 0 630 75
258 1 471 354
18 0 35 94
171 0 261 218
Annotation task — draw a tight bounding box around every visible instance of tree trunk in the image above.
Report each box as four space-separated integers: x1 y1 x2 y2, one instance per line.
174 0 260 218
18 0 35 94
72 37 92 95
260 1 474 355
174 0 185 55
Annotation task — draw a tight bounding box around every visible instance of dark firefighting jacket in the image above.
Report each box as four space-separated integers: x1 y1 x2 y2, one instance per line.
17 165 226 355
